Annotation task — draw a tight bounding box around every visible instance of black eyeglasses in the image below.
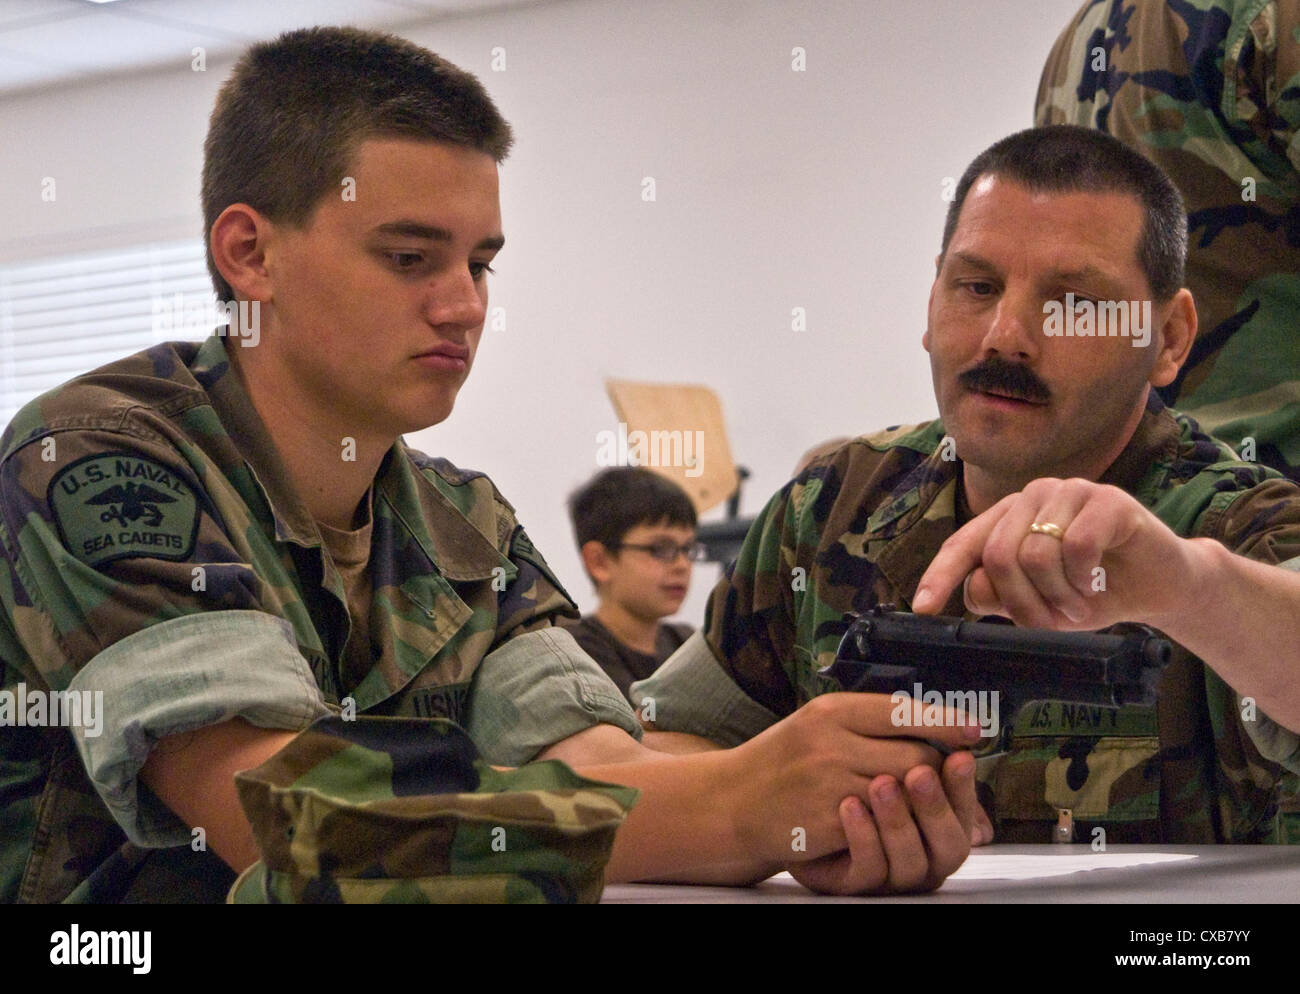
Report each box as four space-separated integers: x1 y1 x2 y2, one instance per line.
613 541 707 563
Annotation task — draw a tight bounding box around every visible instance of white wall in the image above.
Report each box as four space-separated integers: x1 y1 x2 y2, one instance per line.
0 0 1086 622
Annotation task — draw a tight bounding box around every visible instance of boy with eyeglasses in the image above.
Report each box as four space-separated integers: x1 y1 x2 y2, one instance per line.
564 467 700 700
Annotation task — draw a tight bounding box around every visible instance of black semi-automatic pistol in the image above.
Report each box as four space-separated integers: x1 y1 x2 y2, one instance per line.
818 605 1172 733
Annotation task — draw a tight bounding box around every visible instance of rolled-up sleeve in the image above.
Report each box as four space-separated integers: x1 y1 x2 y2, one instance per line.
1239 699 1300 775
463 627 641 766
630 630 781 747
1213 494 1300 777
69 610 329 846
1235 555 1300 773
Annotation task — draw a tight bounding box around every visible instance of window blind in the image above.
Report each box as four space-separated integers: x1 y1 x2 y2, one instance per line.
0 240 215 430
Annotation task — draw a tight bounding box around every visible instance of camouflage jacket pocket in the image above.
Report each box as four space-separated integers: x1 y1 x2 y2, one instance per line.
989 726 1161 831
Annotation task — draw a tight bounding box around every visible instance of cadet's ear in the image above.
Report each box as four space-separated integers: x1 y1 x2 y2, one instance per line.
580 540 615 587
210 204 274 304
1149 288 1197 389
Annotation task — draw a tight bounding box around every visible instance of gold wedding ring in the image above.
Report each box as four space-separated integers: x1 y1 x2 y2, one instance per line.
1029 521 1066 540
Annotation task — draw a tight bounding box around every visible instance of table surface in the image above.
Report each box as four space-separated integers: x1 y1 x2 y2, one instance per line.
602 844 1300 903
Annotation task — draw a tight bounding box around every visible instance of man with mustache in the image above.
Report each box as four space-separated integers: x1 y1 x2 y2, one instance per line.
635 124 1300 844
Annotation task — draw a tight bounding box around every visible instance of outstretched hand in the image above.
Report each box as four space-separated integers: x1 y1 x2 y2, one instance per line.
912 477 1198 631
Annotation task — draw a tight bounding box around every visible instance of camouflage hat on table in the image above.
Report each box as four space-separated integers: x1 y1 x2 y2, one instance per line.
229 715 638 904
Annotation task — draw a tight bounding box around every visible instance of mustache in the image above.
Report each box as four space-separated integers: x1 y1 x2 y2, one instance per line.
957 358 1050 403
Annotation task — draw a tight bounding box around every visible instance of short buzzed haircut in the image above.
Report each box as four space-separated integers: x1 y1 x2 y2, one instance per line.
569 468 698 552
940 125 1187 300
202 25 513 301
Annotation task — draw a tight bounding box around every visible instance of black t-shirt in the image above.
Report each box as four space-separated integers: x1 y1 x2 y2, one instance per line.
562 616 694 701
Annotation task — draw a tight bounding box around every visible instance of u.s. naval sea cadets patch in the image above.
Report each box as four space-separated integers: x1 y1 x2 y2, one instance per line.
49 453 200 569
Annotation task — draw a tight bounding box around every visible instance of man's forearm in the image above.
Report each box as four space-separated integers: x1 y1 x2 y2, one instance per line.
1158 538 1300 732
570 749 780 885
536 724 775 882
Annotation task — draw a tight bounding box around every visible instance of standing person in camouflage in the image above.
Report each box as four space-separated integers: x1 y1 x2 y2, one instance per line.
0 26 990 903
1036 0 1300 480
634 125 1300 845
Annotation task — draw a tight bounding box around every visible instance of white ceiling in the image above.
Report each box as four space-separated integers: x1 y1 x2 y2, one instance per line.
0 0 548 96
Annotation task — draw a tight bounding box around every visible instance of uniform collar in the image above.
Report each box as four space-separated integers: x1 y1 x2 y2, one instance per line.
861 428 966 614
373 445 507 582
191 334 502 580
191 334 321 546
866 390 1181 612
1097 389 1182 503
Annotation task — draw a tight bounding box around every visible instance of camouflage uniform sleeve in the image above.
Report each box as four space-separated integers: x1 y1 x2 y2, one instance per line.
1037 0 1300 479
1037 0 1300 182
461 488 641 763
0 428 328 847
493 513 579 642
228 714 638 903
631 464 829 744
464 627 642 765
1204 479 1300 782
0 573 42 901
629 629 782 746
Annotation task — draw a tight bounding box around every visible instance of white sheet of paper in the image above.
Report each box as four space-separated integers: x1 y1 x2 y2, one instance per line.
947 851 1198 881
765 852 1197 888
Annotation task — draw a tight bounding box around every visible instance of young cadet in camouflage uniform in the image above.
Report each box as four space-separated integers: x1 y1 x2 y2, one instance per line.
635 126 1300 846
0 27 990 903
1036 0 1300 481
